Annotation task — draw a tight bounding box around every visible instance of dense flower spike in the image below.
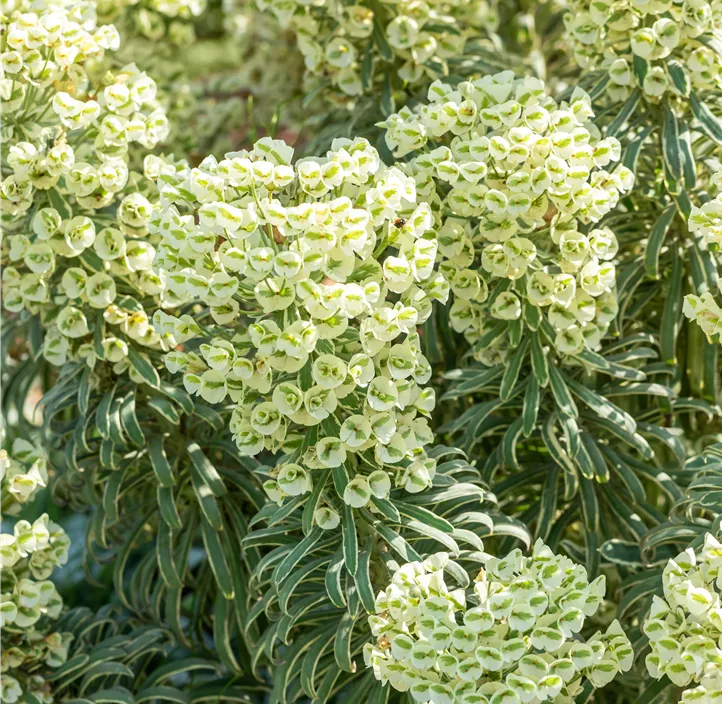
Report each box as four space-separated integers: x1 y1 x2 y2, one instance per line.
152 136 449 514
364 541 633 703
378 71 632 361
0 0 179 371
0 510 71 704
252 0 499 104
564 0 722 100
643 533 722 702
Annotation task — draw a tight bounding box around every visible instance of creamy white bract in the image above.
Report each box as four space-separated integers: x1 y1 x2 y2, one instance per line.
643 533 722 703
151 136 450 518
364 541 633 703
683 170 722 340
378 71 632 363
0 1 178 372
0 510 71 704
0 439 48 517
564 0 722 100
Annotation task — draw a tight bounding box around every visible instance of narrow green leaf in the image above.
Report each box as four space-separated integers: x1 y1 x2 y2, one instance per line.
395 500 454 533
354 549 376 614
200 517 234 599
325 546 346 608
213 593 242 674
522 377 540 437
600 539 642 567
157 520 183 589
158 381 194 415
547 363 577 419
150 436 175 488
644 204 676 279
660 252 682 364
475 322 507 351
690 92 722 144
301 468 329 536
342 504 358 576
119 393 144 448
623 125 654 172
502 416 524 470
500 338 529 401
371 12 393 61
88 687 134 704
530 334 549 388
579 476 600 533
157 486 182 530
102 470 123 525
148 397 180 424
662 104 683 187
48 187 72 219
78 368 91 416
136 687 188 704
666 59 690 97
541 415 576 476
96 389 114 440
361 41 374 91
273 527 323 586
190 465 223 530
334 611 356 672
607 88 641 137
536 466 559 542
632 54 648 84
188 442 226 497
127 346 160 387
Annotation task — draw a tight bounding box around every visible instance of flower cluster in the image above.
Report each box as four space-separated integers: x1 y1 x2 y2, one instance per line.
96 0 207 47
364 541 633 703
0 439 48 517
683 291 722 340
643 533 722 702
1 2 169 220
689 170 722 249
1 513 71 704
378 71 632 361
0 155 179 369
0 1 179 371
564 0 722 100
151 136 448 518
252 0 499 103
683 171 722 341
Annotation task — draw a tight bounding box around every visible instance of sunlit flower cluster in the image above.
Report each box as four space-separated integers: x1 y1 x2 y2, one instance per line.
378 71 632 362
643 533 722 703
253 0 499 103
0 1 180 371
689 170 722 249
151 136 449 518
683 291 722 340
0 439 48 517
1 153 180 370
364 541 633 703
1 3 169 220
564 0 722 100
0 512 71 704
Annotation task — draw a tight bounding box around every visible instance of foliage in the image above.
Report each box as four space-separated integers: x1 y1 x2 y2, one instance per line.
2 1 722 704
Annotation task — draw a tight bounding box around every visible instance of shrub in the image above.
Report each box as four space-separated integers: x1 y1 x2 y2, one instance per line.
2 1 722 704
